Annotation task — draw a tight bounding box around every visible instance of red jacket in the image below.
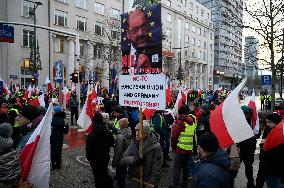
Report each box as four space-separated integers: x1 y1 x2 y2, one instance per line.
171 114 193 154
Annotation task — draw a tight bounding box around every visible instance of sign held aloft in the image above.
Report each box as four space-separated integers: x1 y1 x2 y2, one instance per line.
119 74 166 110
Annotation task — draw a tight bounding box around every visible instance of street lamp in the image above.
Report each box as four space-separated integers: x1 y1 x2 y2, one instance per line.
27 0 43 71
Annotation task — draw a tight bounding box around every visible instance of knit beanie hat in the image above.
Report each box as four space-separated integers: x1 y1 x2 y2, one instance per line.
0 123 13 154
178 105 189 115
198 132 220 153
241 105 253 113
135 120 151 135
19 105 40 121
266 113 282 125
92 112 104 125
53 106 62 113
0 122 13 138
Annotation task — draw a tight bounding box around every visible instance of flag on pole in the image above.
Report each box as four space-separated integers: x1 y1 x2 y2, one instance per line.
23 85 33 99
19 103 53 188
263 121 284 151
45 76 53 92
248 91 260 134
172 89 183 116
210 77 254 148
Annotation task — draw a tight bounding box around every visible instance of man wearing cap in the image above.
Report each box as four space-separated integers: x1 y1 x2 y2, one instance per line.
112 106 128 130
170 105 195 188
192 132 230 188
18 105 43 149
119 120 163 188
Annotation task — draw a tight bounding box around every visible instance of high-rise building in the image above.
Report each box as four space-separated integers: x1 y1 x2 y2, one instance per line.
197 0 244 89
124 0 215 89
244 36 259 78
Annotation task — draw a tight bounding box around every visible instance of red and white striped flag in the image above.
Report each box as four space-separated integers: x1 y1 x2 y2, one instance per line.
210 78 254 148
248 91 260 134
19 103 53 188
263 120 284 151
45 76 53 92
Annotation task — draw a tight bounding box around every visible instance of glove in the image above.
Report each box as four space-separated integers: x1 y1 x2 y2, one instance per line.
134 157 144 166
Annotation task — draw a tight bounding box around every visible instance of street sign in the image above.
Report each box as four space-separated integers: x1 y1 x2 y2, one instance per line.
261 75 272 86
54 60 63 83
9 75 18 80
0 24 14 43
32 71 39 78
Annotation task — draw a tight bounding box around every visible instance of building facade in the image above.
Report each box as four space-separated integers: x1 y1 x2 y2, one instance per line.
0 0 122 88
197 0 244 89
244 36 258 79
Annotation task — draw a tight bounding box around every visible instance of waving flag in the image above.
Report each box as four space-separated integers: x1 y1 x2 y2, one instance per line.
19 103 53 188
45 76 53 92
263 121 284 151
0 77 8 95
23 85 33 99
210 78 254 148
172 89 182 116
248 91 260 134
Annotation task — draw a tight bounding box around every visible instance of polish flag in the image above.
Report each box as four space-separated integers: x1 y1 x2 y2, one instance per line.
77 90 97 133
62 87 70 111
19 103 53 188
24 85 33 99
166 88 172 106
173 89 182 116
263 121 284 151
39 94 46 107
143 108 156 120
248 91 260 134
29 97 40 107
45 76 53 92
210 77 254 148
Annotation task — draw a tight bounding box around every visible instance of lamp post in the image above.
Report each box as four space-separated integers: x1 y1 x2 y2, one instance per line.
27 0 42 71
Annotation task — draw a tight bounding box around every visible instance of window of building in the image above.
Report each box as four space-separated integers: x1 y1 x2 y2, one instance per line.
198 40 201 47
185 35 189 42
204 30 206 37
210 54 213 61
94 2 104 15
111 8 120 20
167 0 171 6
22 29 34 47
54 10 68 27
192 49 196 58
196 6 198 13
80 42 84 57
94 21 104 35
201 9 204 16
192 25 195 32
56 0 68 3
167 14 172 22
185 22 189 29
210 32 213 39
55 37 64 53
76 0 87 9
198 51 201 59
76 16 87 31
185 49 188 57
166 28 171 38
203 52 206 60
94 45 103 59
210 44 213 51
22 0 34 17
207 13 210 19
198 27 201 35
192 37 195 45
210 66 213 74
190 2 193 10
177 18 182 47
111 28 119 39
204 42 207 49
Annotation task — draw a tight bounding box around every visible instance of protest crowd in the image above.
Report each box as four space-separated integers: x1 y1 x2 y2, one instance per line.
0 77 283 188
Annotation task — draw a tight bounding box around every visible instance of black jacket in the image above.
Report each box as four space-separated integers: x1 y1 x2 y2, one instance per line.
86 123 114 163
50 112 66 152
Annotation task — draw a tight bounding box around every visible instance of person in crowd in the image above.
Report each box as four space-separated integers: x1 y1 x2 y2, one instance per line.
0 122 21 188
238 105 258 188
192 132 230 188
18 105 43 149
68 95 78 125
193 102 201 123
50 105 69 170
256 113 283 188
150 110 168 167
86 113 114 188
196 104 211 137
260 93 265 110
112 118 132 188
170 105 195 188
7 98 21 148
164 109 175 161
226 143 241 188
113 106 128 130
127 107 139 137
102 93 112 115
119 120 163 188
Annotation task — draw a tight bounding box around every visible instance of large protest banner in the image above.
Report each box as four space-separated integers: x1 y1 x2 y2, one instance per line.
119 74 166 110
121 4 162 75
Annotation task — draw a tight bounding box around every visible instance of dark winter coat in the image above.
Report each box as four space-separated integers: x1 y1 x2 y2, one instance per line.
50 112 67 152
86 123 114 164
192 149 231 188
102 97 112 114
68 98 78 112
197 112 211 137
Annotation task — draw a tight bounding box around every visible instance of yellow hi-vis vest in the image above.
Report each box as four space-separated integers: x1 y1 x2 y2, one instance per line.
177 122 196 151
268 96 272 101
114 118 120 129
9 108 19 128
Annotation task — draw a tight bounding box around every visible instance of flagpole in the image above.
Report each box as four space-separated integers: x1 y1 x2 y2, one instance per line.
139 108 143 188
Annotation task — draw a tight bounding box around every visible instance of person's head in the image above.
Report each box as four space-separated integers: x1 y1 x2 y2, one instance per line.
119 118 129 129
92 112 104 126
266 113 282 129
178 105 189 117
101 113 110 124
113 106 123 118
127 9 149 49
53 105 62 114
135 120 150 141
200 104 209 114
0 122 13 154
241 105 253 120
19 105 40 126
198 132 220 159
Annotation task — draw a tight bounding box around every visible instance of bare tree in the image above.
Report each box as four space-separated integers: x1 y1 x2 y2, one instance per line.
243 0 284 110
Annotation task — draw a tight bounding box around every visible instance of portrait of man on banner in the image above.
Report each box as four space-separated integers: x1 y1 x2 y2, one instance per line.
121 4 162 75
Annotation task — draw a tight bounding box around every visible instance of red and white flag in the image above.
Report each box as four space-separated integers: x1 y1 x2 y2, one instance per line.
173 89 183 116
23 85 33 99
210 78 254 148
19 103 53 188
263 120 284 151
45 76 53 92
248 91 260 134
77 90 97 133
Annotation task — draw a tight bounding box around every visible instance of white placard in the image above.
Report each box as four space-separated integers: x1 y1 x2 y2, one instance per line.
119 74 166 110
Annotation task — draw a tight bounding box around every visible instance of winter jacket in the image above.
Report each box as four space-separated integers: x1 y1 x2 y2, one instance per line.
18 115 44 150
102 98 112 113
86 123 114 163
150 112 167 137
50 112 67 153
68 99 78 112
0 150 21 188
171 114 194 154
192 149 230 188
119 133 163 188
112 127 132 167
197 112 211 137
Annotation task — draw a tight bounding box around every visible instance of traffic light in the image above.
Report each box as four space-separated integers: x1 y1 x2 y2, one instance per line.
71 72 79 83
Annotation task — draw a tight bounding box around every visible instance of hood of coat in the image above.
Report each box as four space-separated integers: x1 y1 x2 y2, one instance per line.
202 148 230 169
0 149 21 184
0 136 13 155
118 127 132 140
142 132 160 155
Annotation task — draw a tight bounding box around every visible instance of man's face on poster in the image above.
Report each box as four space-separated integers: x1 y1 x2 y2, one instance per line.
127 10 148 49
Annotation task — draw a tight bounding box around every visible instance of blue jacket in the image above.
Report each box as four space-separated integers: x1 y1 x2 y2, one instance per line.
192 149 230 188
